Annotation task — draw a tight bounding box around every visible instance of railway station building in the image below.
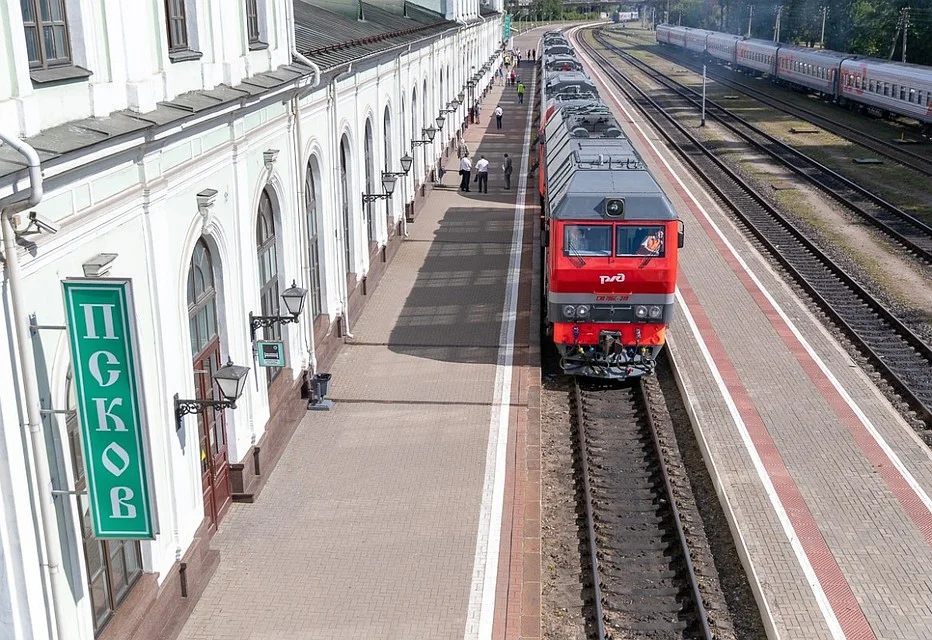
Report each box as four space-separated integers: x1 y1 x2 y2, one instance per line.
0 0 503 637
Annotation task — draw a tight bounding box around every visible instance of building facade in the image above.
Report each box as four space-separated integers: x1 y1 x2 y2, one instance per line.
0 0 502 638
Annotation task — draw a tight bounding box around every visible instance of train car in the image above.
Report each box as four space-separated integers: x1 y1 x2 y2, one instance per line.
735 38 778 76
667 25 688 49
707 32 740 65
543 56 584 72
776 45 851 96
655 24 674 45
541 103 683 378
839 58 932 125
684 28 712 53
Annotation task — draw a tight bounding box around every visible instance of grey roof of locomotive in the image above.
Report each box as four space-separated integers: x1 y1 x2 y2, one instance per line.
543 102 678 222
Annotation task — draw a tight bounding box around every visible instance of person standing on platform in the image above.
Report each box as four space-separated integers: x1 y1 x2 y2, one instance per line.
475 155 490 193
517 81 525 104
459 154 472 192
503 153 513 190
494 105 504 129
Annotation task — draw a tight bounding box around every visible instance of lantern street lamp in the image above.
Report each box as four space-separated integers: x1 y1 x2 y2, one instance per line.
174 358 250 429
435 114 446 131
457 90 466 104
248 280 309 341
411 126 437 148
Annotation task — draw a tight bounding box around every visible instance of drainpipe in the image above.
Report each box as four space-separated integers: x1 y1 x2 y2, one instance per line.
290 51 322 370
0 132 73 640
328 64 355 339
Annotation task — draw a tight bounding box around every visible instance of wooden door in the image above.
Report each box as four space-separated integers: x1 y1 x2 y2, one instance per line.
193 340 231 528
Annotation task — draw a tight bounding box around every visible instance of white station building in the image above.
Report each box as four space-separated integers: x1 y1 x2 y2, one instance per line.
0 0 503 637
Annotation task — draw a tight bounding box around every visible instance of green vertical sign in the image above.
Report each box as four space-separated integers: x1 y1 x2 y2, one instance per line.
63 280 156 539
504 15 511 39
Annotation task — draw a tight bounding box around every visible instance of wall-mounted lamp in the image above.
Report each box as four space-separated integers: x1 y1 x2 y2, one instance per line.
263 149 280 171
249 280 309 341
435 114 446 131
411 126 437 148
457 91 466 103
361 173 398 205
174 358 250 430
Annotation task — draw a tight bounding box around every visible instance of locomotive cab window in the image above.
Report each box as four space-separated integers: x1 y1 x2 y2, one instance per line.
564 225 612 257
616 225 666 258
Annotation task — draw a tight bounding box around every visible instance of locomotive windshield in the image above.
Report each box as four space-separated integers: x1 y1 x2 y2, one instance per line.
616 225 665 257
563 225 612 256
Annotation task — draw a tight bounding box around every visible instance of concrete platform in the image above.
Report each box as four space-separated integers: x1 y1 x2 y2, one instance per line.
177 31 543 640
575 28 932 640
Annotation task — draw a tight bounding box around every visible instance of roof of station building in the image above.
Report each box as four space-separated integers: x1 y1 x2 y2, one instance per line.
1 1 498 188
294 1 460 68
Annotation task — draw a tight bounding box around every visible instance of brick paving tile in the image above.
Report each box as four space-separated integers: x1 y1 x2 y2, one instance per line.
177 32 542 640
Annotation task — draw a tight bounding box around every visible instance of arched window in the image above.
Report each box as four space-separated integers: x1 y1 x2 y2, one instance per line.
364 119 376 243
411 88 419 184
187 238 231 525
187 239 218 356
340 135 352 273
257 188 281 384
66 369 142 632
383 106 393 172
305 160 323 318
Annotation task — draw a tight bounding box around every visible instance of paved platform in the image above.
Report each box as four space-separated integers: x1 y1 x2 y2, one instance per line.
177 33 543 640
575 27 932 640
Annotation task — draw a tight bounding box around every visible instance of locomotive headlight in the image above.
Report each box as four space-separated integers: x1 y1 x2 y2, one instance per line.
575 305 590 318
648 306 662 319
634 305 648 319
563 304 577 318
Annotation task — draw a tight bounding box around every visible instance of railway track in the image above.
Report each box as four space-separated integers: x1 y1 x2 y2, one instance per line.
604 30 932 178
572 376 712 639
594 29 932 265
575 30 932 425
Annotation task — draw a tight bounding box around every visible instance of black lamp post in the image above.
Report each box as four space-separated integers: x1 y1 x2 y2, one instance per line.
249 280 309 341
174 359 250 430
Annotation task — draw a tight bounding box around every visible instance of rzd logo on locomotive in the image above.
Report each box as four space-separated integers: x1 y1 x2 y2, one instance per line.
599 273 626 285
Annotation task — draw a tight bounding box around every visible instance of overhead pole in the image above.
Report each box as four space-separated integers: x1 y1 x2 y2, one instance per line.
747 5 753 37
888 8 903 60
902 7 910 63
819 6 828 48
773 5 783 43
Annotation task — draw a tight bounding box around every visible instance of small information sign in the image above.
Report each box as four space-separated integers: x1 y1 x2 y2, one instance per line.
504 15 511 39
63 279 156 539
257 341 285 367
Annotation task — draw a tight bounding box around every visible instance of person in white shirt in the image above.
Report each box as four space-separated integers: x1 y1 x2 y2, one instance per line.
494 105 504 130
459 155 473 192
475 155 490 193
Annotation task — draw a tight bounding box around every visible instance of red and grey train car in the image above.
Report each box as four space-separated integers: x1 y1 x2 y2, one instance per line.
540 103 683 378
537 32 683 378
656 24 932 126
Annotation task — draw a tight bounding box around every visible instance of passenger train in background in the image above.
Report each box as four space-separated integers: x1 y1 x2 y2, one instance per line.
656 24 932 128
537 31 684 379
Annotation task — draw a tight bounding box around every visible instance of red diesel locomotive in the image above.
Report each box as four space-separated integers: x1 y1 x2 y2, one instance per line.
538 34 683 379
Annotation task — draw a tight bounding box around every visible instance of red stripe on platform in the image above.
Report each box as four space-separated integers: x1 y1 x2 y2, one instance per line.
678 275 876 640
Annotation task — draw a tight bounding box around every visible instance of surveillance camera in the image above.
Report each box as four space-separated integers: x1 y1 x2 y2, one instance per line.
28 211 60 234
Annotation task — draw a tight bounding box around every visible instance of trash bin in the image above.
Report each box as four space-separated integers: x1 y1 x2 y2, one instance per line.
312 373 331 400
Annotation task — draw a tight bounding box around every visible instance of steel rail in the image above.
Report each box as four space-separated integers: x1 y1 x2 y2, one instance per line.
636 378 714 640
594 30 932 265
574 29 932 424
571 379 606 640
